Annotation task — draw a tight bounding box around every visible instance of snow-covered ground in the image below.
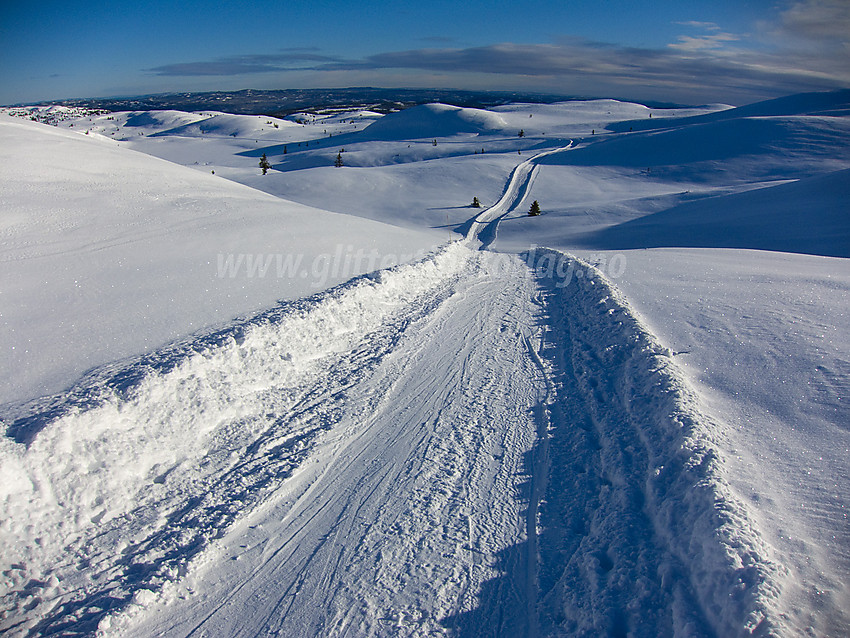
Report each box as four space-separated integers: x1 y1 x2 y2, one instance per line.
0 115 440 406
1 90 848 637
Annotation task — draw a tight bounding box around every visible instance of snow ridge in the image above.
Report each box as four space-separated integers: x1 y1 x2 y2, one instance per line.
531 248 782 636
0 243 472 637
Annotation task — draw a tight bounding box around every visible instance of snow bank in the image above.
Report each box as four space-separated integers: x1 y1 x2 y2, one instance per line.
0 242 473 637
533 248 782 636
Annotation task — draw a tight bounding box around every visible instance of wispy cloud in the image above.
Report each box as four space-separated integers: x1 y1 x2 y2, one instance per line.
755 0 850 91
777 0 850 42
149 52 341 76
668 20 742 53
673 21 723 32
335 40 847 98
668 32 741 52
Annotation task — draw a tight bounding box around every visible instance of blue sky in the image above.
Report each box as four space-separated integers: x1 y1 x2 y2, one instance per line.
2 0 848 105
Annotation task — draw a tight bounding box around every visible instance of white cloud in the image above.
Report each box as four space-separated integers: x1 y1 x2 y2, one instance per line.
778 0 850 42
668 32 741 52
673 21 723 32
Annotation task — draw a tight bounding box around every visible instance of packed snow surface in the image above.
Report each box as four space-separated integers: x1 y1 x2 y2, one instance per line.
1 90 848 637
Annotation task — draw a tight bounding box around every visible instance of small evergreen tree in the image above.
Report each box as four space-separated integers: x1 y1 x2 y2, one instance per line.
528 200 541 216
518 129 525 137
334 152 344 168
471 196 481 208
259 153 271 175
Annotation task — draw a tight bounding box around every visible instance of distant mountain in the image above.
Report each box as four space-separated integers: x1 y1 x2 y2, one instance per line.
25 87 684 116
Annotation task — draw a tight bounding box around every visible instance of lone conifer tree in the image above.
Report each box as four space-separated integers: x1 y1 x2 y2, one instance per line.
471 196 481 208
518 129 525 137
334 152 344 168
528 200 541 216
259 153 271 175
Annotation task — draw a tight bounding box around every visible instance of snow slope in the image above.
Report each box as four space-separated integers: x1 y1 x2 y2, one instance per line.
539 113 850 182
574 168 850 257
360 103 509 139
608 88 850 133
590 249 850 636
147 112 300 139
0 115 440 406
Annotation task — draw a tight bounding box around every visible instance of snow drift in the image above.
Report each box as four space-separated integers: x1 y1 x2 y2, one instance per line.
0 243 473 637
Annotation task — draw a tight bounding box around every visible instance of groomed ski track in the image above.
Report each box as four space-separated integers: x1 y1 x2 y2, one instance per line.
2 148 781 637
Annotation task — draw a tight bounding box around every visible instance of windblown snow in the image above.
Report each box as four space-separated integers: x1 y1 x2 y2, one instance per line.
1 89 848 637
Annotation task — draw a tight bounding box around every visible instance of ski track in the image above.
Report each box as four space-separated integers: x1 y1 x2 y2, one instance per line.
2 146 782 637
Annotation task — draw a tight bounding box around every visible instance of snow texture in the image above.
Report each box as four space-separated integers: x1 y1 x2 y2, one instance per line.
1 89 848 637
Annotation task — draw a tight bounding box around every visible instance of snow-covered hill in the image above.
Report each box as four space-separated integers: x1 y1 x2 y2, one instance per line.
2 90 848 637
360 103 509 139
0 115 440 406
574 168 850 257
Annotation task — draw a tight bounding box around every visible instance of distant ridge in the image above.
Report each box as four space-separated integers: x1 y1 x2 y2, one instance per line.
18 87 687 115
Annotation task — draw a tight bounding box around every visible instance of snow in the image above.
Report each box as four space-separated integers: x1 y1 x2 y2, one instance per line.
2 89 849 636
360 103 509 139
573 168 850 258
0 115 440 406
591 249 850 635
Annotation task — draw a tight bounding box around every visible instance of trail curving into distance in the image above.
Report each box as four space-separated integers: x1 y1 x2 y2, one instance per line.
465 144 573 246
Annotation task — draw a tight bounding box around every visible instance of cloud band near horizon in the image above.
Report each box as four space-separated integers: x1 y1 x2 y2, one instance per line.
146 2 849 105
147 38 848 103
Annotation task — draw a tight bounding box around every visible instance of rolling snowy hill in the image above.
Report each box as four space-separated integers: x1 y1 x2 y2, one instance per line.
0 115 440 406
1 89 848 637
